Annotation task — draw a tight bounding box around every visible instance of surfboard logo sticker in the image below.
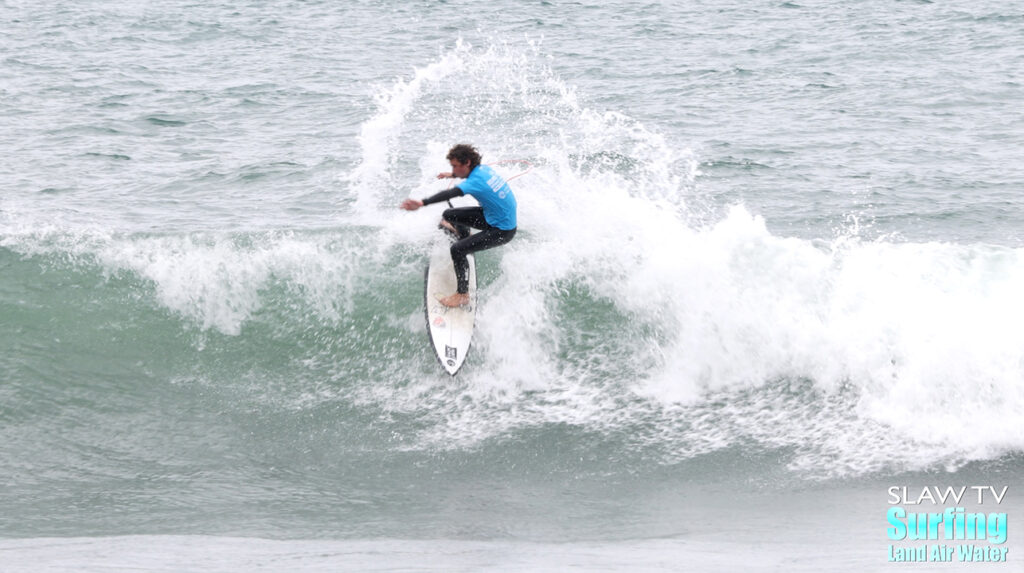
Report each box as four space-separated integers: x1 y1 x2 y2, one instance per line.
445 346 458 360
432 316 447 328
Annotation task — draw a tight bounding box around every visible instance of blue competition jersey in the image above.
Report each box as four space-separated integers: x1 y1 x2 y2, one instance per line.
457 164 517 230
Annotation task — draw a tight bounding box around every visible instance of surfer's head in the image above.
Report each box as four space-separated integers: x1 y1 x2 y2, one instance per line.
446 143 482 176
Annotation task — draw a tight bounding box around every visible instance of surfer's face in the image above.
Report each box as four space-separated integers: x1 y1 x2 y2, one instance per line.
449 159 472 179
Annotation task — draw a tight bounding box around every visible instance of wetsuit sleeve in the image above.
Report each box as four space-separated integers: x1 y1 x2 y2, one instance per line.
421 187 464 206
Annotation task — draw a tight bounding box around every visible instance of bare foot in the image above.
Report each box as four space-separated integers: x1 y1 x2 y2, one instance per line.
439 292 470 308
439 219 458 235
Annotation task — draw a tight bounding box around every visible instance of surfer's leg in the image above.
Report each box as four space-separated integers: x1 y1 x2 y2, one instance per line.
450 227 517 294
442 207 488 239
450 244 471 294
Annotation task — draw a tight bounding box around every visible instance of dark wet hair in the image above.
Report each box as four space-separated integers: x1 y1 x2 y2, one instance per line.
446 144 482 168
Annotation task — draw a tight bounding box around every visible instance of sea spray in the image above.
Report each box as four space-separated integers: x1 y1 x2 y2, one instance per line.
3 41 1024 479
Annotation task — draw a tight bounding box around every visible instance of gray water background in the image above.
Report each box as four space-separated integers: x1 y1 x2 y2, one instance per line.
2 1 1023 571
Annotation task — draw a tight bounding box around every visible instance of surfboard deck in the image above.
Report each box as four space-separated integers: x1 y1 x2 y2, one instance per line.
424 236 477 376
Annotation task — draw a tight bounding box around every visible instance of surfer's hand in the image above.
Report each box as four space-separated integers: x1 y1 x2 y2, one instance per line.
400 198 423 211
436 171 453 179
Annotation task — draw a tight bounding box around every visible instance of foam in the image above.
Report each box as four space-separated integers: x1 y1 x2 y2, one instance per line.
4 39 1024 476
349 40 1024 474
0 227 368 335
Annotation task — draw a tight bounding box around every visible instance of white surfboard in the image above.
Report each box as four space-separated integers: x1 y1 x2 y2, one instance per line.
424 237 477 376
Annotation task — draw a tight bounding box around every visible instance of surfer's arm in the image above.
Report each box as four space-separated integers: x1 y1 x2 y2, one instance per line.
400 187 464 211
421 187 464 205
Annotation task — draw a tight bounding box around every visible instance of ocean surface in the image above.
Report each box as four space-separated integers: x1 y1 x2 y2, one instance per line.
2 0 1023 571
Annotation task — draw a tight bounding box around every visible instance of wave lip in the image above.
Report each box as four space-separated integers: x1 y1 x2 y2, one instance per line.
4 38 1023 482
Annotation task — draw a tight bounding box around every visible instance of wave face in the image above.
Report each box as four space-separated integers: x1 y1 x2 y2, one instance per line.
2 1 1023 546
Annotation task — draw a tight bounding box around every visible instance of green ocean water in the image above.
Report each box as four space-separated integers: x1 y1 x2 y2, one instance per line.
2 0 1024 570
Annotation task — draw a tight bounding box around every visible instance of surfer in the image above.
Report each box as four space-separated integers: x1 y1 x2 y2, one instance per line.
401 144 517 307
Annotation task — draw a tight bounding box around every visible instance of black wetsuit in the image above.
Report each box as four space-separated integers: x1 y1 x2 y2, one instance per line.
421 188 517 294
